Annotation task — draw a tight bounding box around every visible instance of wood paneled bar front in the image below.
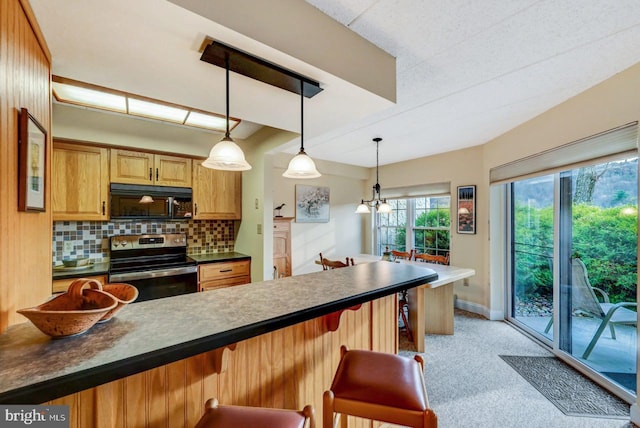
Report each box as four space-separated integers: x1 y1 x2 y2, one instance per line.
0 262 437 428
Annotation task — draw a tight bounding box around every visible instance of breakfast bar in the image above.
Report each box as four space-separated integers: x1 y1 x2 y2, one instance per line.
0 262 436 427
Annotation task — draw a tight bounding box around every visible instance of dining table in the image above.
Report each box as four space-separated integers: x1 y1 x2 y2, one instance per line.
317 254 476 352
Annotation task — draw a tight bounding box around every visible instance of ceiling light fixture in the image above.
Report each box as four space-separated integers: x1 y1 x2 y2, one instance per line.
52 76 240 133
202 56 252 171
283 80 321 179
356 138 392 214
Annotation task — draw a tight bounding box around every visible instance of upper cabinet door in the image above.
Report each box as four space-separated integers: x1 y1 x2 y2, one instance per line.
110 149 154 185
52 142 109 221
110 149 192 187
192 163 242 220
154 154 192 187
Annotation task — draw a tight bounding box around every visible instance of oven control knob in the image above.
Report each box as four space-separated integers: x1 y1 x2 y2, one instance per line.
120 240 128 247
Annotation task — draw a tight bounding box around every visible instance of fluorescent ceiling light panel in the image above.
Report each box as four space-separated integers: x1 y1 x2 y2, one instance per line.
128 98 188 123
185 111 236 131
53 82 126 112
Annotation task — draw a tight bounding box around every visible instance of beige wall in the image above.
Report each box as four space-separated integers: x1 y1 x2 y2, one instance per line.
234 128 297 281
272 153 369 275
373 146 487 308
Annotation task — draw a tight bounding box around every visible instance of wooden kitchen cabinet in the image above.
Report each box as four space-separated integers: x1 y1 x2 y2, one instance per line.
273 217 293 278
52 275 107 294
52 142 109 221
110 149 192 187
192 163 242 219
199 260 251 291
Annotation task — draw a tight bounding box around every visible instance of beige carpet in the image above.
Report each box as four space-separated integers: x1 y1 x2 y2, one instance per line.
395 310 633 428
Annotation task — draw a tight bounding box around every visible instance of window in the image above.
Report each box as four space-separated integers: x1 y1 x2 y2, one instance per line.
377 196 451 257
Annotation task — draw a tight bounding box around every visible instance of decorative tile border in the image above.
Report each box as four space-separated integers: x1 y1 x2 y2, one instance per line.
52 220 235 264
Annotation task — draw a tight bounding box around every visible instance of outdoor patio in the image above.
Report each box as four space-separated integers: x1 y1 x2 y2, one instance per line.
516 314 637 392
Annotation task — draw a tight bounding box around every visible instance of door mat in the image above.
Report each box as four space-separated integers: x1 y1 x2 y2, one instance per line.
500 355 630 419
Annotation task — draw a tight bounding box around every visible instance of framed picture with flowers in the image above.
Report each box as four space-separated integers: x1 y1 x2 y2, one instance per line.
295 185 330 223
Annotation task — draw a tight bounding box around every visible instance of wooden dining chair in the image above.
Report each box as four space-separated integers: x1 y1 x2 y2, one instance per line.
384 247 415 341
386 247 414 261
319 253 354 270
414 251 450 265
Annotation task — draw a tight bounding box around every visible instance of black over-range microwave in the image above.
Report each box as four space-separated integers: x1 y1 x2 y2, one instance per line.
110 183 192 220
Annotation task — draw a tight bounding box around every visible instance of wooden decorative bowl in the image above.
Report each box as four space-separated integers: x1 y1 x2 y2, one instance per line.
17 279 117 338
73 279 139 322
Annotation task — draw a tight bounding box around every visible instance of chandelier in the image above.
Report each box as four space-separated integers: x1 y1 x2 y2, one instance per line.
355 138 392 214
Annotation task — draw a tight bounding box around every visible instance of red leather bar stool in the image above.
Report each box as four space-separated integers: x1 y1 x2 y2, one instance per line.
195 398 315 428
323 346 437 428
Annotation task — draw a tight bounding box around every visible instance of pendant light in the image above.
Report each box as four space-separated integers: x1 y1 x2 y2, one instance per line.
282 80 321 178
356 138 392 214
202 56 251 171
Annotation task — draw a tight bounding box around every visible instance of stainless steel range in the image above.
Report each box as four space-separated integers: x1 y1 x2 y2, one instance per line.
109 233 197 302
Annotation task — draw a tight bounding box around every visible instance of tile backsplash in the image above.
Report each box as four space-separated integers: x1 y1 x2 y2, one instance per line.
52 220 235 264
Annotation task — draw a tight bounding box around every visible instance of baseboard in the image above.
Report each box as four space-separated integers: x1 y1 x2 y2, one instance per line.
454 298 504 321
630 403 640 425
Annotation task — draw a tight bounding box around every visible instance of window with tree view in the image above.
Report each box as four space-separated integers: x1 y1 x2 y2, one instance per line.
377 196 450 257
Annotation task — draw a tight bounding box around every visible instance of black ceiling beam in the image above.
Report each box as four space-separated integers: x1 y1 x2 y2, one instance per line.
200 40 323 98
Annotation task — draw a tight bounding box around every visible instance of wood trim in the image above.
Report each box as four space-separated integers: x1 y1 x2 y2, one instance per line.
17 0 52 62
52 137 199 160
48 295 395 428
1 0 52 332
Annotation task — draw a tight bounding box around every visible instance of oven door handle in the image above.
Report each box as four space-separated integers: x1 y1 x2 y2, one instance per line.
109 266 197 282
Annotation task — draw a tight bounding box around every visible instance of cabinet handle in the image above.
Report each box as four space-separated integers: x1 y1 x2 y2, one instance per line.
156 168 159 181
194 203 198 216
102 201 106 215
219 269 233 273
149 168 153 181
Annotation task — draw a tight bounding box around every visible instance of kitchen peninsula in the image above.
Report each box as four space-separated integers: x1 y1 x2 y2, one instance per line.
0 262 437 427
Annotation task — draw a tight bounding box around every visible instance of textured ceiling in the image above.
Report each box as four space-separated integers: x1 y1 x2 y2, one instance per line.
30 0 640 167
303 0 640 166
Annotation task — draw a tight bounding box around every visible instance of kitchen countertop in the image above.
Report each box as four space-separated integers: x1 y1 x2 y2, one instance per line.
0 261 437 404
52 262 110 280
188 252 251 264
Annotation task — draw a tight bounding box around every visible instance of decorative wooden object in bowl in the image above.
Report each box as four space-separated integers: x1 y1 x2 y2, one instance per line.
70 278 139 322
17 279 117 338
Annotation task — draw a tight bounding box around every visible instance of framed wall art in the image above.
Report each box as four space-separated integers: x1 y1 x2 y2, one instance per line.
18 108 47 212
295 185 330 223
457 185 476 234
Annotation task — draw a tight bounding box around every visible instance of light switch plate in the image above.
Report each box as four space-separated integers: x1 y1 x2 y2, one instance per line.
257 224 262 235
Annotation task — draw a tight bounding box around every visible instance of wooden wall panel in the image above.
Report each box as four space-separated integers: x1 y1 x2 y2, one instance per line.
49 295 396 427
0 0 52 332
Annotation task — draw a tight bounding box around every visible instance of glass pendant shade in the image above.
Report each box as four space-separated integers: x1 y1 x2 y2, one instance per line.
139 195 154 204
283 79 321 179
202 134 252 171
377 201 392 213
282 149 321 178
355 202 371 214
203 56 251 171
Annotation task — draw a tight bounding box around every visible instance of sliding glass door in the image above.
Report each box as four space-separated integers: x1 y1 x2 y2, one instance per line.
508 156 638 396
511 175 555 339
